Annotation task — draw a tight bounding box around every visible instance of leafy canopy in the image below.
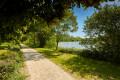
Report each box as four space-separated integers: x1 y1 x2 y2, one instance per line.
0 0 115 42
82 4 120 63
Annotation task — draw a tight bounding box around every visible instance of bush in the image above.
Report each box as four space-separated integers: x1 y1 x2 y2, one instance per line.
45 40 56 48
79 49 120 64
58 48 82 55
10 44 20 52
58 48 120 64
0 43 26 80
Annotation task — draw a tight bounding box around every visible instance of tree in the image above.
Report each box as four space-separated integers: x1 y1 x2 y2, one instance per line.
55 10 78 50
0 0 115 42
23 18 54 47
1 0 113 23
83 4 120 62
37 27 54 48
60 34 71 42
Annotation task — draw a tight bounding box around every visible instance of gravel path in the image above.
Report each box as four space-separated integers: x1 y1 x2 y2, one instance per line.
20 44 76 80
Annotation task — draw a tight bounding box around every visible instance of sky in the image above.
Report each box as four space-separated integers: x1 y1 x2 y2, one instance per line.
70 0 120 38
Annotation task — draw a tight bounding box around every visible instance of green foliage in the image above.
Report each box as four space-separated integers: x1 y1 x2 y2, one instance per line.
69 36 81 41
79 49 120 63
0 0 115 43
1 0 112 25
59 35 82 42
22 19 55 48
58 47 120 64
9 44 20 52
0 43 26 80
22 32 36 45
37 28 54 48
0 43 9 50
45 40 56 48
58 48 82 55
55 10 78 50
82 4 120 64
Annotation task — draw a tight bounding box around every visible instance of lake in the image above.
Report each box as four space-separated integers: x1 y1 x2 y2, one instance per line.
58 42 85 49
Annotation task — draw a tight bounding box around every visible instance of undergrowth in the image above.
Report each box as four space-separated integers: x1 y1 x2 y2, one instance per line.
0 43 26 80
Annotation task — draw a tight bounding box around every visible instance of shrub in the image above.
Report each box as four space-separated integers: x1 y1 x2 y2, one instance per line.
58 48 120 64
10 44 20 52
45 40 56 48
79 49 120 64
58 48 82 55
0 44 26 80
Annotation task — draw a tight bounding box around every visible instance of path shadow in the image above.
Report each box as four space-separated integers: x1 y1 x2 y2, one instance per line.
24 52 45 61
23 48 62 61
39 50 62 58
62 56 120 80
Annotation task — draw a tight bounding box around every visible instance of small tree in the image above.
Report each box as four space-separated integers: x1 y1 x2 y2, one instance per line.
55 10 78 50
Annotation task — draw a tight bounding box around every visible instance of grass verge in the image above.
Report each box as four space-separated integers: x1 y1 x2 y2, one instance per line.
34 47 120 80
0 43 8 55
0 43 26 80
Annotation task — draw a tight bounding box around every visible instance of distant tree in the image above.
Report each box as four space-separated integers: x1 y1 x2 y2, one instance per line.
60 34 71 42
55 10 78 50
24 18 54 48
37 27 54 48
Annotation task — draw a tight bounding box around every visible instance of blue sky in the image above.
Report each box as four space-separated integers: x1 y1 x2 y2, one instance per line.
70 0 120 38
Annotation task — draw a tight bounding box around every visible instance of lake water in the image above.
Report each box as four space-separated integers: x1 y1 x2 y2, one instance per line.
58 42 85 49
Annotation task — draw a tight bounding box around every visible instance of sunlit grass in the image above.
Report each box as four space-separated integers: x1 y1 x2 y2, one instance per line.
0 50 7 55
0 43 8 56
0 43 9 49
34 48 120 80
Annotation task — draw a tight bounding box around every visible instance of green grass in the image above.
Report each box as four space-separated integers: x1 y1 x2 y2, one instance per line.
0 43 9 55
0 43 9 50
34 48 120 80
0 50 7 55
0 43 8 58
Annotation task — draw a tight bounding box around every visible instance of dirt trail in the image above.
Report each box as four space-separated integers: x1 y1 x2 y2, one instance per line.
20 44 76 80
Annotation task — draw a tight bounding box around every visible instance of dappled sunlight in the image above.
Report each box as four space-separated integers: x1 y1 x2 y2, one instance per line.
35 48 62 58
0 50 7 55
0 44 9 50
21 44 45 61
23 52 45 61
24 44 120 80
62 56 120 80
0 43 8 56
